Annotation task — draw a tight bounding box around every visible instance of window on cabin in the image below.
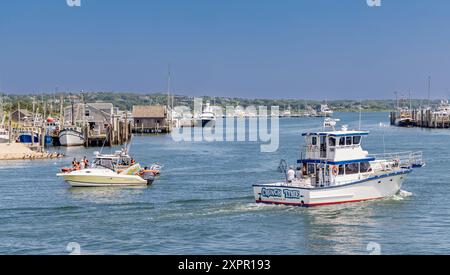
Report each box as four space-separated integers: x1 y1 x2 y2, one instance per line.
311 136 317 146
329 137 336 147
338 165 345 175
360 162 371 173
85 109 90 117
346 137 352 146
345 163 359 175
353 136 362 145
339 137 345 146
307 164 315 174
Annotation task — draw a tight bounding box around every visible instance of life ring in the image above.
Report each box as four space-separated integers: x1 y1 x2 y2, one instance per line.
332 166 339 176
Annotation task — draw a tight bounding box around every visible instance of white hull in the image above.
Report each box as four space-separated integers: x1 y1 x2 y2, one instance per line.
57 168 149 187
66 180 148 187
253 171 409 207
59 129 85 147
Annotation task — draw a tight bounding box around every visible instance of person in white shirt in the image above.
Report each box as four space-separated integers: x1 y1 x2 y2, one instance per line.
287 166 296 183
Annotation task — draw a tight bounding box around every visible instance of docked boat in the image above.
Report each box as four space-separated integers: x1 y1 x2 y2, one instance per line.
197 102 216 127
253 118 424 207
394 107 414 127
0 127 9 143
59 127 85 146
316 104 333 117
18 131 39 143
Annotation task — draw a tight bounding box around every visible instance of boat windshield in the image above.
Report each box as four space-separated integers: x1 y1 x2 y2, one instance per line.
92 158 115 170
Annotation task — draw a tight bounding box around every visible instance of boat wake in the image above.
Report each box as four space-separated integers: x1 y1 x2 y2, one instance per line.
392 190 413 200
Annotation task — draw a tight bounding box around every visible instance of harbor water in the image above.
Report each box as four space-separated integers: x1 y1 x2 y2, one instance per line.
0 112 448 254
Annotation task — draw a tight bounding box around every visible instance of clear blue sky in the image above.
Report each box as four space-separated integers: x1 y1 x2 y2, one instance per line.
1 0 449 99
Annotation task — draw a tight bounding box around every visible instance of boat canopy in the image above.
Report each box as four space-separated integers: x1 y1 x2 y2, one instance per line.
302 131 369 137
298 157 376 165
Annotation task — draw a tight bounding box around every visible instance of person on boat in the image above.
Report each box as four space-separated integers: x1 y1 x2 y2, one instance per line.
131 158 136 165
80 160 85 170
72 158 77 168
82 156 89 168
287 166 296 183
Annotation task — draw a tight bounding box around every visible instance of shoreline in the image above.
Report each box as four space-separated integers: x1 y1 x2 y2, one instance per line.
0 143 64 161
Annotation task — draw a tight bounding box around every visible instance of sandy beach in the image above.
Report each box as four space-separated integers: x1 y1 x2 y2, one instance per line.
0 143 62 160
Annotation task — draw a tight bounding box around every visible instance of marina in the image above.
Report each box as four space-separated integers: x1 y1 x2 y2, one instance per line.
0 113 443 254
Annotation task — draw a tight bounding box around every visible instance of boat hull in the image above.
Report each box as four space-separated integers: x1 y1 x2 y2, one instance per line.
18 133 39 143
59 174 148 187
253 171 409 207
59 130 85 147
394 118 414 127
197 119 216 127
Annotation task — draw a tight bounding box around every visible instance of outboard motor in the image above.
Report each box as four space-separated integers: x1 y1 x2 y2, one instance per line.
142 171 156 185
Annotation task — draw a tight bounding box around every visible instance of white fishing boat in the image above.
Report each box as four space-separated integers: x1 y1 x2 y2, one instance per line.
59 127 85 146
253 118 424 207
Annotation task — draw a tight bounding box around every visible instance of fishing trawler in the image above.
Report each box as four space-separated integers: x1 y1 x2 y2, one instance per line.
253 118 424 207
59 127 85 146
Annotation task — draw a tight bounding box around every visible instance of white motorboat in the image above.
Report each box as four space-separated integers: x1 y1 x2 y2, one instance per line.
57 165 150 187
57 149 160 187
253 119 424 207
59 127 85 146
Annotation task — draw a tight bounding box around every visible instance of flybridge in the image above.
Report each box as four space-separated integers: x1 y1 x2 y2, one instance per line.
302 131 369 137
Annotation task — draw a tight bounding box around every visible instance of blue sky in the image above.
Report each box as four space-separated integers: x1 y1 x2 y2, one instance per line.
0 0 449 99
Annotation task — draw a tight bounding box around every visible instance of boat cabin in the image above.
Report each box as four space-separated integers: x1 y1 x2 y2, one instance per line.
299 127 376 187
92 151 133 171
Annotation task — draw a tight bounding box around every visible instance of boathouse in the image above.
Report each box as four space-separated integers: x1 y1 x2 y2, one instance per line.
132 105 169 133
11 109 35 126
64 102 116 137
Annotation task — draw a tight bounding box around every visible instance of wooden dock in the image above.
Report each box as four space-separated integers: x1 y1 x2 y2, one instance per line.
390 109 450 128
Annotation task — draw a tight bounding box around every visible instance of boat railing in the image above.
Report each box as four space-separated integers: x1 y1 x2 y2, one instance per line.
369 151 425 168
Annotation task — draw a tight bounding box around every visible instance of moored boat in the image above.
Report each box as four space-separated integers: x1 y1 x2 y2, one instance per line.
59 127 85 146
197 102 216 127
253 119 424 207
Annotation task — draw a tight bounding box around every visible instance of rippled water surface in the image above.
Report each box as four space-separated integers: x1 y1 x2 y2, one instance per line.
0 112 448 254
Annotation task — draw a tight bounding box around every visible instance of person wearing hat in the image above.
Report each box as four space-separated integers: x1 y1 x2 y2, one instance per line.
287 166 296 183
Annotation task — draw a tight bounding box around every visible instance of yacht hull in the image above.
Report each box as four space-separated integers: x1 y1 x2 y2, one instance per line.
253 171 409 207
197 119 216 127
59 129 85 147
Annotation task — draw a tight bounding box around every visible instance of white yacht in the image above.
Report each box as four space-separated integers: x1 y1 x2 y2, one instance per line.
316 104 333 117
253 118 424 207
197 102 216 127
59 127 85 147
